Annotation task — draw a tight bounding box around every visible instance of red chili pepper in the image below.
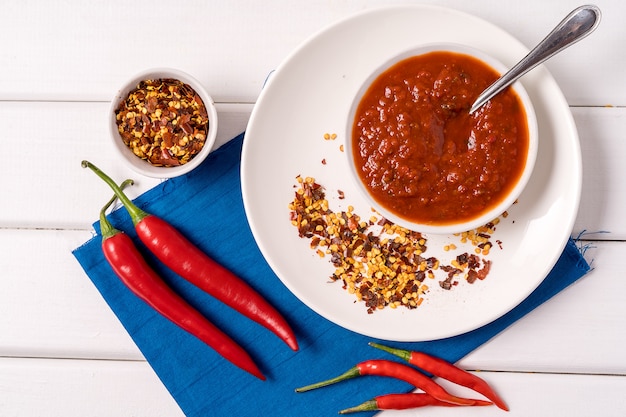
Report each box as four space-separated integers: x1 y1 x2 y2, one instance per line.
97 182 264 379
295 359 490 406
339 392 492 414
369 342 509 411
82 161 298 352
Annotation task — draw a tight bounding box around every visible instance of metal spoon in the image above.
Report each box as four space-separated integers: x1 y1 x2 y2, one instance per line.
469 4 601 114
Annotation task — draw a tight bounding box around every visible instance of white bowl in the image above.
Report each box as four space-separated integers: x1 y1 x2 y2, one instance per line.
346 43 538 234
109 68 218 178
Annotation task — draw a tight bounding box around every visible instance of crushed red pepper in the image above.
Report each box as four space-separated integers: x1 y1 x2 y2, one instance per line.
115 78 209 167
288 176 501 313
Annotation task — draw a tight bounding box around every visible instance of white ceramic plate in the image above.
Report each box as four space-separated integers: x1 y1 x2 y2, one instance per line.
241 5 581 341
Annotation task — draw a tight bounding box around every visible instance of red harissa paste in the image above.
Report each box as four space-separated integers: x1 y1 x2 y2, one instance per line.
352 51 529 226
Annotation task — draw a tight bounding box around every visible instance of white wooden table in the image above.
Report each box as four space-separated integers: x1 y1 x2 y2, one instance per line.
2 1 625 415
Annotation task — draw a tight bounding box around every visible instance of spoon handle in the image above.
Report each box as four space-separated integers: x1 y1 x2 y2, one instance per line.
470 5 601 114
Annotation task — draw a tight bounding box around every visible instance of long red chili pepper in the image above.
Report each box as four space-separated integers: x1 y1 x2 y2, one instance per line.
82 161 298 352
369 342 508 411
97 182 265 379
295 359 490 406
339 392 492 414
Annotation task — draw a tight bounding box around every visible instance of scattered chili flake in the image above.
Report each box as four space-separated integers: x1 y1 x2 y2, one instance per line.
115 78 209 167
288 176 504 313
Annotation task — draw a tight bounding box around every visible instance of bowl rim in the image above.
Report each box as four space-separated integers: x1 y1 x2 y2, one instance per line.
108 67 218 179
345 42 539 235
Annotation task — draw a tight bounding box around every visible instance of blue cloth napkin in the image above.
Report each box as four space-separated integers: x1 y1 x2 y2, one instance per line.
73 132 590 416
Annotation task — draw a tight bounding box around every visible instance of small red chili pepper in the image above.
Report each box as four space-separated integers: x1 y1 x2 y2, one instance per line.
295 359 490 406
339 392 492 414
82 161 298 352
97 182 265 380
369 342 509 411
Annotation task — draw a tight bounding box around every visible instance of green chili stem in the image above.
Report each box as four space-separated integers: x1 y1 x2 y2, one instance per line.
99 179 135 240
339 400 377 414
295 367 361 393
369 342 412 362
82 160 149 225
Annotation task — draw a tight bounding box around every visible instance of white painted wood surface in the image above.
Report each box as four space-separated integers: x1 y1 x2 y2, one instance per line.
1 0 624 416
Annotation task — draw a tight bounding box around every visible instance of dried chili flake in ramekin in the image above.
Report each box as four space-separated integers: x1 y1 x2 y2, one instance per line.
115 78 209 167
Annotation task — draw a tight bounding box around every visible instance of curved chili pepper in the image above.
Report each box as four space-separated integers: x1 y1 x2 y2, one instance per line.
295 359 490 406
369 342 508 411
339 392 492 414
82 160 298 352
97 183 265 380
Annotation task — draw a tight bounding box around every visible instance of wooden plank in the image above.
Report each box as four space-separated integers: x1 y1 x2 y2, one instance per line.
461 239 626 375
572 106 626 239
384 371 626 416
0 229 142 360
0 102 251 230
0 357 184 417
2 101 622 235
0 0 619 105
2 227 625 375
1 357 625 416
